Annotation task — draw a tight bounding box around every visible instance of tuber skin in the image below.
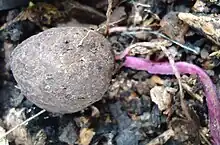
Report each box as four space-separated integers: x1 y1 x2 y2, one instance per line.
10 27 114 114
123 56 220 144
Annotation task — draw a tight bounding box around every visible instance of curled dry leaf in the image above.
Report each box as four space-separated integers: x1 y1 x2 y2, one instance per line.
178 12 220 46
78 128 95 145
150 75 164 85
150 86 177 111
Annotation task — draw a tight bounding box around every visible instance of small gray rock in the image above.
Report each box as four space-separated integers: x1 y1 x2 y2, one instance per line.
109 102 132 130
115 129 140 145
200 48 209 59
59 122 77 144
10 27 114 113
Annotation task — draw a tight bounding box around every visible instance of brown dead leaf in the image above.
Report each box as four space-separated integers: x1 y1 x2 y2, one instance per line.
178 12 220 46
202 22 215 36
150 86 177 111
78 128 95 145
150 75 164 85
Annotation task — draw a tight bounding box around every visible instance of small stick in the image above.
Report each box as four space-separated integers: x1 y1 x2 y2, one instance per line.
78 30 91 47
182 83 203 103
160 46 192 120
150 31 200 55
131 2 151 8
105 0 113 34
199 131 212 145
108 26 151 34
108 26 200 54
146 128 175 145
0 109 46 140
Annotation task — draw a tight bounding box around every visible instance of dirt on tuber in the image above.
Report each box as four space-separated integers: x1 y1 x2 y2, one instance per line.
10 27 114 114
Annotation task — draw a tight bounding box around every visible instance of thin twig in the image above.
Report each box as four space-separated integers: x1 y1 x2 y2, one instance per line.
182 83 203 103
108 26 151 34
160 46 192 120
131 1 151 8
105 0 113 34
149 31 200 55
146 128 175 145
0 109 46 140
78 30 92 47
108 26 200 54
199 130 212 145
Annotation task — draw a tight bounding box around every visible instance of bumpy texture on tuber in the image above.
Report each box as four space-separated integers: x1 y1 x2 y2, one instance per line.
10 27 114 113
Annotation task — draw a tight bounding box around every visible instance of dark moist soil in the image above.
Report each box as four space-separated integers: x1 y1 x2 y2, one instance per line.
0 0 219 145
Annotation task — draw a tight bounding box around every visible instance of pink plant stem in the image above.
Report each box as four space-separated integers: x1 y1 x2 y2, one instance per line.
123 56 220 144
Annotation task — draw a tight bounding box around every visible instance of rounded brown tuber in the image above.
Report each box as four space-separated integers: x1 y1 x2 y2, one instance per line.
10 27 114 113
